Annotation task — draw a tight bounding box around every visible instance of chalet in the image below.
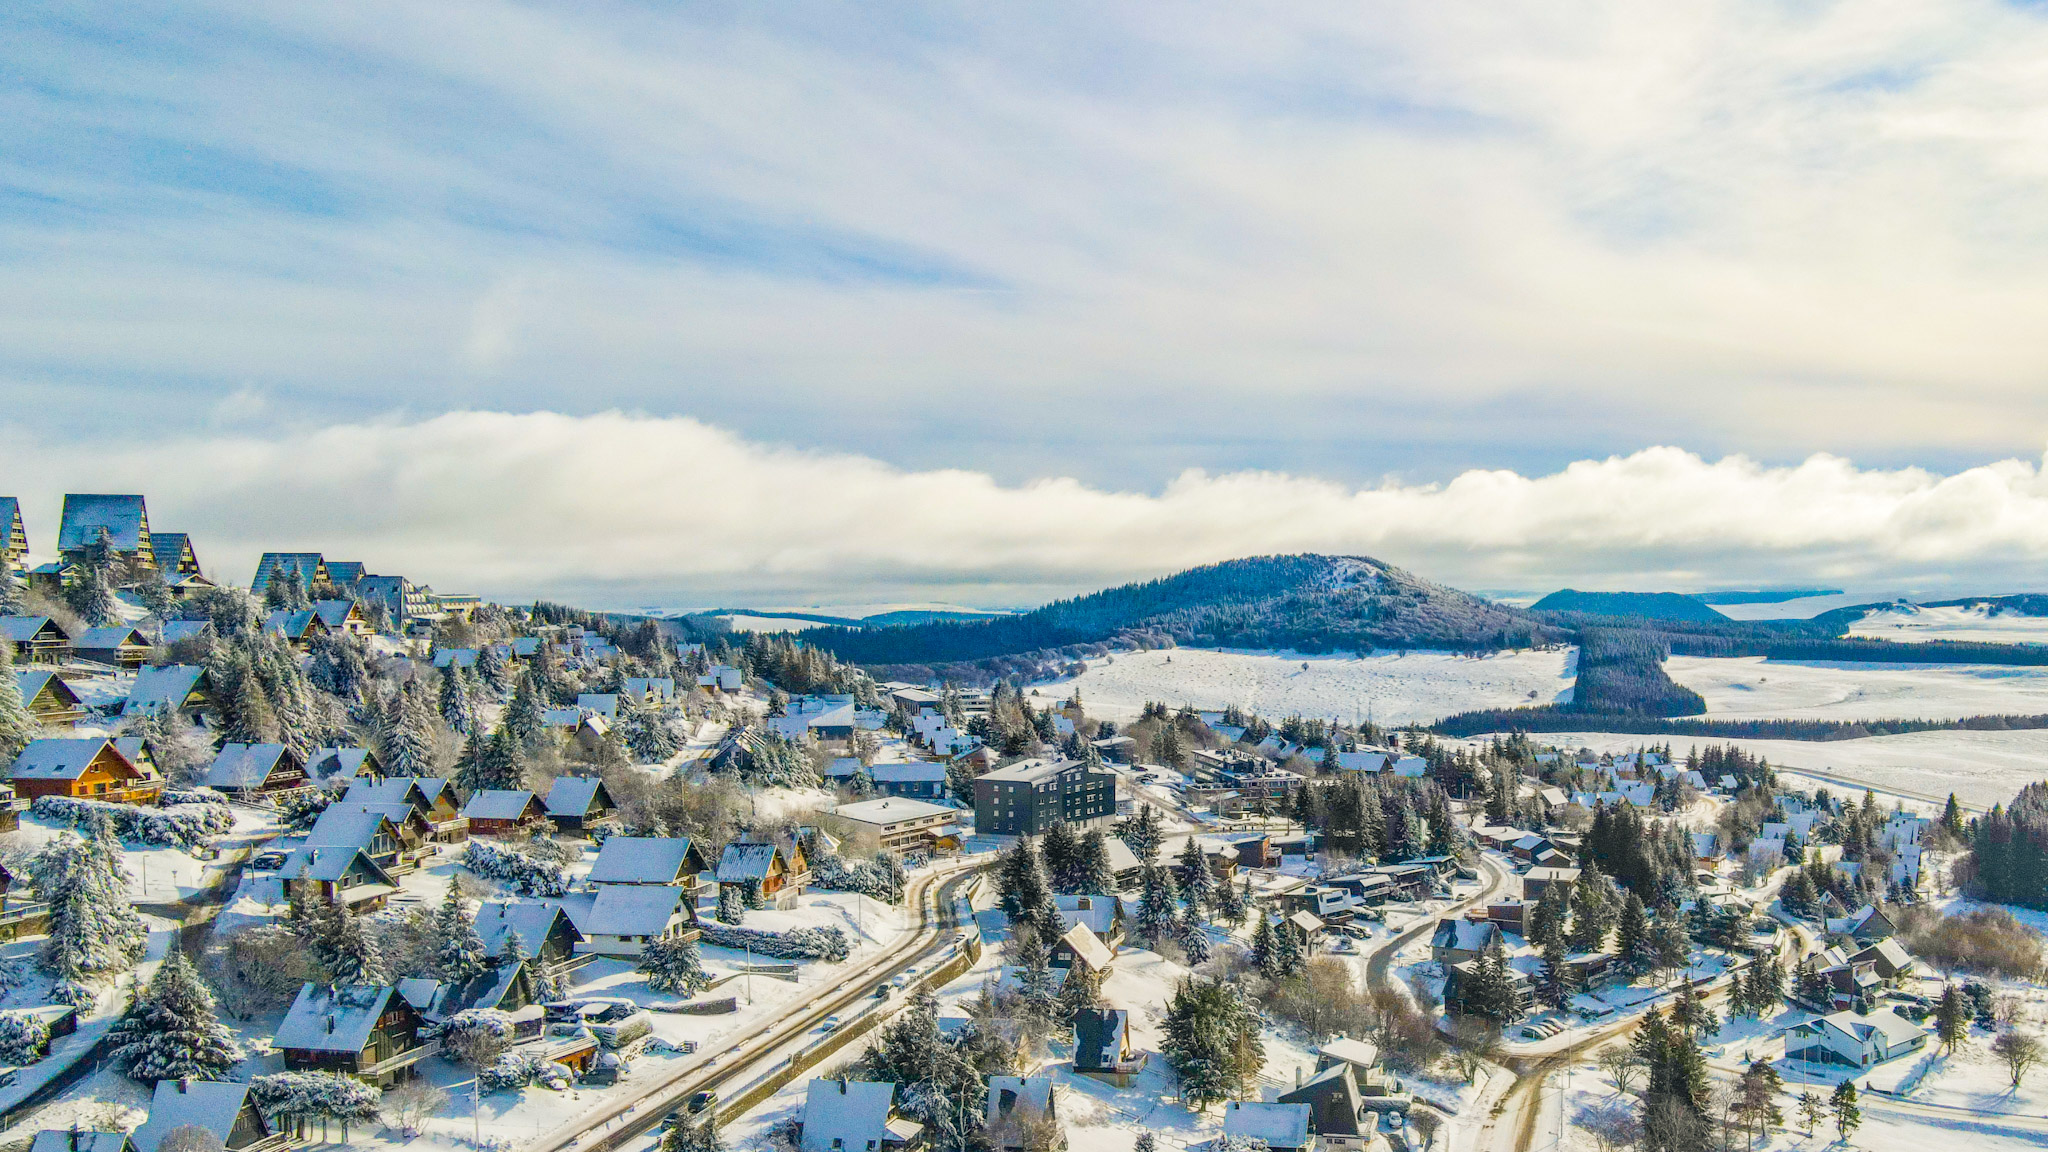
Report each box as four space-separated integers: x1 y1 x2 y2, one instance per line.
1850 939 1916 982
588 836 711 890
717 842 805 909
278 845 398 913
798 1079 923 1152
146 533 202 578
1071 1007 1144 1086
262 609 329 649
1279 1064 1375 1152
1049 922 1116 977
1288 909 1328 948
7 737 162 804
984 1077 1056 1152
477 900 586 969
1784 1009 1928 1069
1446 957 1534 1019
58 494 154 569
158 620 214 647
130 1078 284 1152
574 693 620 719
576 885 698 958
310 746 379 780
868 761 949 800
1691 833 1725 865
1054 893 1127 948
342 774 464 840
73 625 151 670
0 497 23 571
16 669 86 726
274 982 434 1085
1430 919 1503 966
399 954 539 1022
1521 867 1580 903
123 664 210 722
1223 1102 1313 1152
432 648 478 670
1825 904 1897 942
201 743 309 798
28 1133 130 1152
696 665 743 693
542 776 617 833
1 616 71 664
621 677 675 706
252 553 328 594
302 806 417 873
461 789 549 837
833 797 963 857
311 599 371 636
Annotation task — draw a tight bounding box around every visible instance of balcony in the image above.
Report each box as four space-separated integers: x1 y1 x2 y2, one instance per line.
359 1039 439 1077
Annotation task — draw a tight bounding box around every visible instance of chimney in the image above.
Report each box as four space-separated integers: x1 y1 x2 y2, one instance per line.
327 1015 336 1034
179 1076 191 1094
839 1079 847 1095
1296 1066 1303 1089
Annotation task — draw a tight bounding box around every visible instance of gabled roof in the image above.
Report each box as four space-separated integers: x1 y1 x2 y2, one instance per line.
304 807 394 852
263 609 322 639
1223 1101 1311 1148
801 1079 900 1150
716 842 783 883
1054 894 1121 938
28 1133 130 1152
9 737 132 781
16 669 80 708
74 625 148 650
345 776 430 810
0 616 65 642
575 693 619 718
274 982 398 1053
1431 919 1500 953
158 620 212 645
310 600 360 629
201 742 299 789
1072 1008 1129 1069
310 746 377 779
278 844 395 885
476 900 580 958
584 884 687 936
130 1079 263 1152
544 776 611 818
124 664 206 715
588 836 704 884
985 1076 1054 1125
252 552 325 592
58 494 148 553
432 648 478 668
324 561 367 586
463 789 542 821
1056 922 1115 971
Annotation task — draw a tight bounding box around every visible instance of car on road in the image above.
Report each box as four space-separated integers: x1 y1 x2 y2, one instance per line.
820 1015 843 1031
657 1111 685 1131
687 1091 717 1114
251 850 286 870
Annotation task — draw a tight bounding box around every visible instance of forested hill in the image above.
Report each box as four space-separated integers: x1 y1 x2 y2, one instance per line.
795 554 1564 669
1529 589 1729 623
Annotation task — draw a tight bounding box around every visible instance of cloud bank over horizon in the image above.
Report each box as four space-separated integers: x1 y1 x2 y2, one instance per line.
13 411 2048 610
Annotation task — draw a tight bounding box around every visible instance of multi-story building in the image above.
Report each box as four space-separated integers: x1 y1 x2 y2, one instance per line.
973 757 1118 836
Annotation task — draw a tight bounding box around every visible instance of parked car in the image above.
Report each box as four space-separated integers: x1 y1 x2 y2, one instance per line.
820 1015 843 1031
687 1091 717 1114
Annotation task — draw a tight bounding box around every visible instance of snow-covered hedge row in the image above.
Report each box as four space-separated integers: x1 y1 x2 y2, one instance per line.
0 1012 49 1064
30 795 234 850
698 921 851 962
479 1050 572 1093
250 1070 381 1122
462 840 570 897
812 853 907 904
161 788 228 807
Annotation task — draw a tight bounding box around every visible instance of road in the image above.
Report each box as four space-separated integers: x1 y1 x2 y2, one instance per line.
528 859 987 1152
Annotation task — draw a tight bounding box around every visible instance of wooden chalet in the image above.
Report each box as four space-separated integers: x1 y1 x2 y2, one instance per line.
279 845 399 913
6 737 162 804
310 598 370 636
123 664 211 722
0 497 24 572
72 626 151 670
274 983 434 1085
57 494 154 569
130 1078 285 1152
262 608 329 650
145 533 202 578
200 743 310 799
462 789 549 837
575 884 699 958
1072 1008 1145 1085
716 841 806 908
587 836 711 889
342 774 465 840
16 669 86 726
0 616 71 664
310 745 381 781
477 900 588 970
541 775 617 834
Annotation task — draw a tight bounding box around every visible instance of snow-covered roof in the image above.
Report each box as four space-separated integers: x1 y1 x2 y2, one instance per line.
588 836 702 884
584 885 687 937
130 1078 260 1152
59 494 148 552
1103 837 1141 874
544 776 608 818
15 669 76 707
1072 1008 1129 1069
0 615 62 642
278 845 394 886
462 789 540 821
1057 922 1114 971
575 693 619 718
304 807 392 852
9 737 130 781
476 900 578 958
307 746 374 779
716 843 782 883
1318 1037 1379 1072
869 761 947 784
74 625 147 650
201 742 295 789
124 664 205 715
158 620 211 644
802 1079 901 1150
432 648 478 668
985 1076 1054 1125
1431 919 1499 953
1054 894 1119 937
310 600 358 629
275 982 399 1053
1223 1101 1311 1148
29 1133 130 1152
344 777 426 808
832 797 953 825
263 609 321 639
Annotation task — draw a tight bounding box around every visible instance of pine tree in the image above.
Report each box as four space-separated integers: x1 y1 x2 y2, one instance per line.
0 565 24 616
1176 837 1215 908
505 669 548 752
40 815 149 988
641 933 713 995
1272 915 1305 979
1797 1091 1824 1137
1747 958 1783 1017
324 905 387 985
227 669 279 745
1177 904 1212 965
1040 823 1080 892
1936 984 1970 1053
1670 981 1719 1039
1215 874 1251 927
1136 862 1181 947
382 684 439 777
109 948 240 1082
1124 806 1162 862
1567 860 1610 951
1735 1059 1783 1148
1161 977 1263 1110
469 725 527 793
717 884 747 926
1617 892 1653 972
1252 915 1281 980
430 888 487 985
1074 829 1116 896
439 667 474 734
0 642 39 761
1537 938 1570 1010
1829 1080 1860 1141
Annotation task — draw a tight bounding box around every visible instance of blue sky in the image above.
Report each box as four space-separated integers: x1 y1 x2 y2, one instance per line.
10 2 2048 606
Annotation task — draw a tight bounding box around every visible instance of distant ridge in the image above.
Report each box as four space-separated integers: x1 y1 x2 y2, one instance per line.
1530 589 1729 623
1695 588 1842 605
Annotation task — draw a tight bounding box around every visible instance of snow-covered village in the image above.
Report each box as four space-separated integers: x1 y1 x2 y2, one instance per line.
0 495 2043 1152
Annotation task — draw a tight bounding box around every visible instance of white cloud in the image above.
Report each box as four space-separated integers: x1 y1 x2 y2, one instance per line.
10 411 2048 608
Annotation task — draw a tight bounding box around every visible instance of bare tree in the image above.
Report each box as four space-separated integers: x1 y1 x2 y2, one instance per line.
1574 1101 1640 1152
1993 1030 2043 1089
1406 1108 1444 1152
157 1127 224 1152
1598 1047 1644 1096
381 1080 450 1137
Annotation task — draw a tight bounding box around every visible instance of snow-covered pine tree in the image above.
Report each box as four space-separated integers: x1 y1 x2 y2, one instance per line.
107 948 240 1082
382 683 439 777
1136 862 1181 947
1124 805 1162 862
1251 915 1279 979
1175 837 1214 908
439 667 474 734
476 643 509 694
505 669 548 752
323 905 387 986
226 667 280 745
0 565 24 616
1214 873 1250 927
1272 915 1305 978
1177 905 1212 965
40 814 148 991
252 1071 381 1144
1040 823 1079 893
1011 930 1062 1037
429 887 488 985
0 641 39 761
641 932 712 995
717 883 747 926
1074 829 1116 896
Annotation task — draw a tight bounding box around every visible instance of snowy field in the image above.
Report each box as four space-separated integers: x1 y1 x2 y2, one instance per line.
1667 655 2048 721
1533 730 2048 810
1031 647 1576 726
1847 602 2048 645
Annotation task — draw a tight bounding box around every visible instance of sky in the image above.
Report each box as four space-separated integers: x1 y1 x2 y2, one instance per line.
11 2 2048 610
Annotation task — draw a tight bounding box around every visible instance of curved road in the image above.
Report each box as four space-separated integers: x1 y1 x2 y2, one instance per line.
529 859 986 1152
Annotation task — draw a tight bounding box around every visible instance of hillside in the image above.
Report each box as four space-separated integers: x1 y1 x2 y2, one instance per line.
796 554 1564 669
1529 589 1728 623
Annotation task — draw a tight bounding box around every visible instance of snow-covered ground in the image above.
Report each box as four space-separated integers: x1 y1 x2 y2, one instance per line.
1667 656 2048 721
1031 647 1577 726
1847 603 2048 645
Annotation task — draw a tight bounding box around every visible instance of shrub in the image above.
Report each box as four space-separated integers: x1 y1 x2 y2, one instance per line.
0 1011 50 1064
1896 906 2045 979
30 795 232 850
461 840 569 897
698 922 851 962
812 853 907 904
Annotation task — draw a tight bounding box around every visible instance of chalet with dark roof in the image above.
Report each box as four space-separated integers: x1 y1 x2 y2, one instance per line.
146 533 202 579
1 616 71 664
16 669 85 726
274 982 433 1085
252 553 327 594
542 776 616 834
279 844 399 912
130 1078 283 1152
201 743 309 798
58 494 153 569
124 664 210 722
462 789 548 837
